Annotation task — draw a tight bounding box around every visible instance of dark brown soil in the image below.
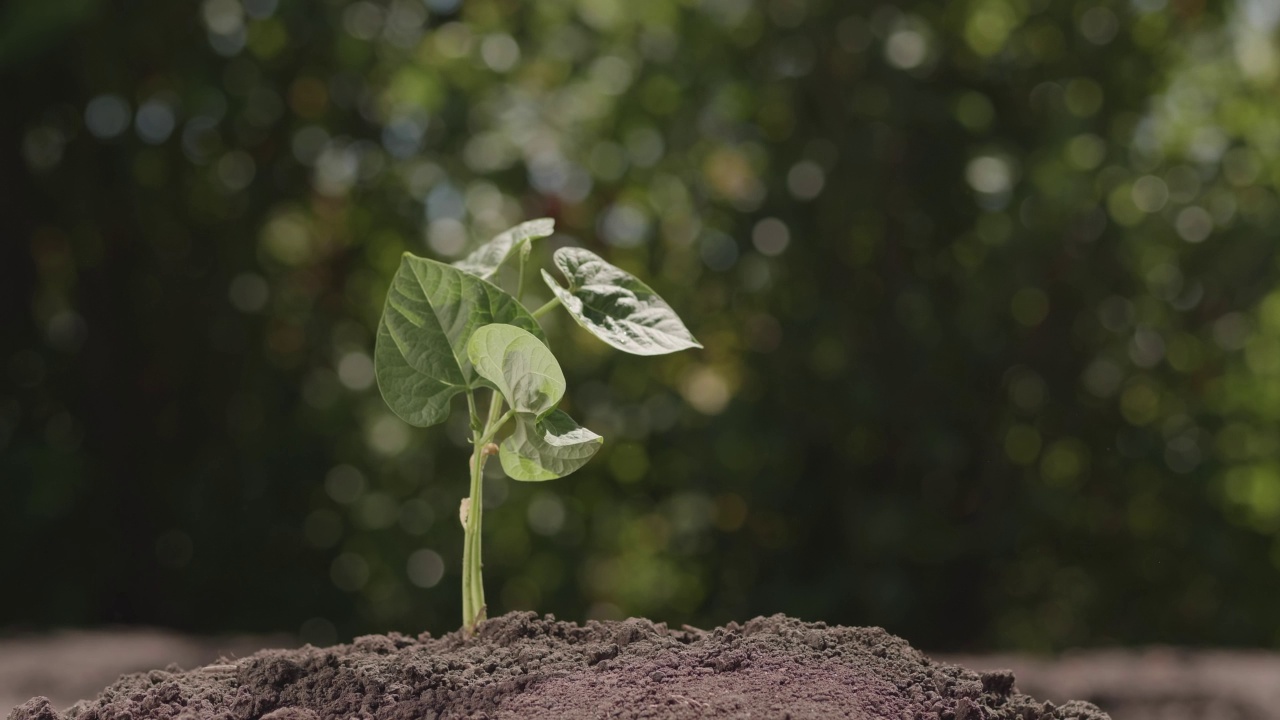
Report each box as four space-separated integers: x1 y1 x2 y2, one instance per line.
942 649 1280 720
0 629 283 715
8 612 1108 720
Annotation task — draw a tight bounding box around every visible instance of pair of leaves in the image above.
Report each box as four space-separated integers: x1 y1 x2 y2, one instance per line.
466 324 602 481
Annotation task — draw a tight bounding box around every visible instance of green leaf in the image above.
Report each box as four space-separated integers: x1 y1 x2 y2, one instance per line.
467 324 565 417
375 254 545 427
452 218 555 280
374 317 460 427
541 247 702 356
500 410 603 481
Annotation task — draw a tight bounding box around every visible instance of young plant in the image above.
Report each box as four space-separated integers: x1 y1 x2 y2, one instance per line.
373 219 700 632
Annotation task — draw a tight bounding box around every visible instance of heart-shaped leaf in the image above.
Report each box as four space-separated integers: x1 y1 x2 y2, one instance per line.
467 324 565 417
374 317 461 427
500 409 603 481
375 254 545 427
541 247 702 356
452 218 555 280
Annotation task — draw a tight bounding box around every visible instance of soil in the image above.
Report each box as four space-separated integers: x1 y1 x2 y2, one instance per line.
0 629 281 715
7 612 1107 720
942 649 1280 720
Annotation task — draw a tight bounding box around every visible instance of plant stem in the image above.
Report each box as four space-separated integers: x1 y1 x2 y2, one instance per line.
485 388 503 428
531 297 561 319
461 391 513 633
461 392 479 629
465 391 479 432
516 248 528 302
479 409 515 445
462 436 485 631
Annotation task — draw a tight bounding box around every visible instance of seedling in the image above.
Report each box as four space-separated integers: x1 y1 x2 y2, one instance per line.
374 219 700 632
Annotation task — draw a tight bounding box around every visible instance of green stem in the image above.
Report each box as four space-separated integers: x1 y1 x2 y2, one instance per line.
461 391 479 629
485 388 503 428
531 297 561 319
479 409 515 446
465 391 479 433
463 439 485 630
461 391 514 633
516 248 528 302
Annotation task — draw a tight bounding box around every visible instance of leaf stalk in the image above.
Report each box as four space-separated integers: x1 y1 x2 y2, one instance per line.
531 297 561 319
515 246 529 302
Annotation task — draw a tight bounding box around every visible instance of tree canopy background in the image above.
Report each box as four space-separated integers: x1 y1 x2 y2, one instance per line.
4 0 1280 651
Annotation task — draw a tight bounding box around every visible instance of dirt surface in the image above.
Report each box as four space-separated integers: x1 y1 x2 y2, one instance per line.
0 630 281 715
7 612 1106 720
944 649 1280 720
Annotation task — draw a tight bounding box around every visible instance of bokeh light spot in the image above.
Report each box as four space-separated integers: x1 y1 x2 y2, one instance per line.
357 492 399 530
407 549 445 588
85 95 131 139
680 366 732 415
343 2 384 41
427 218 467 257
966 156 1013 195
787 161 825 200
135 99 177 144
202 0 244 35
480 34 521 72
1011 288 1049 327
1083 359 1123 398
325 464 366 504
1175 206 1213 243
337 352 375 391
1131 175 1169 213
1065 134 1106 170
330 552 370 591
885 28 928 70
367 414 411 456
228 273 269 312
1079 7 1119 45
700 232 739 271
1213 313 1250 351
600 203 650 247
215 150 256 191
1120 382 1161 426
1041 439 1088 487
1005 425 1043 465
260 212 313 266
527 492 566 535
751 217 791 256
1063 79 1103 117
45 311 87 352
954 92 994 131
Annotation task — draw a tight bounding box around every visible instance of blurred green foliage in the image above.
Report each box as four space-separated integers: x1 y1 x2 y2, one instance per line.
4 0 1280 651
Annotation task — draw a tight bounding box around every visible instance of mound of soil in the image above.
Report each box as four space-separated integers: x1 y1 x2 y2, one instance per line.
8 612 1108 720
